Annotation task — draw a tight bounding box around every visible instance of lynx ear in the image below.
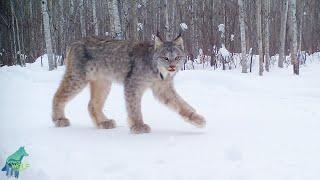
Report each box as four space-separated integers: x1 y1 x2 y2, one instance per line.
173 33 184 51
154 32 163 50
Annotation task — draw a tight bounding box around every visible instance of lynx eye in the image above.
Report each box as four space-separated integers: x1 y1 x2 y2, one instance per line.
175 56 181 61
162 57 169 61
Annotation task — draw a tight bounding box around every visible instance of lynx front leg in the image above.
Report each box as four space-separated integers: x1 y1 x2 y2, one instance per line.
124 81 150 134
152 80 206 128
88 79 116 129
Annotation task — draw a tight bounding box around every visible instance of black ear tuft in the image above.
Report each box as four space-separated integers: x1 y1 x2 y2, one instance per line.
174 30 183 41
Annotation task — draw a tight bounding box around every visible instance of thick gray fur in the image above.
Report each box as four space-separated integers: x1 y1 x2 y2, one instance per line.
52 35 206 134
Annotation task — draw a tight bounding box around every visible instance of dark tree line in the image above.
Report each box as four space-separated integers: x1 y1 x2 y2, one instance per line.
1 0 319 73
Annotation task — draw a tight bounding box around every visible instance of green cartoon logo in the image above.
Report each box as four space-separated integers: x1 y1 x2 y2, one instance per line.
1 147 29 178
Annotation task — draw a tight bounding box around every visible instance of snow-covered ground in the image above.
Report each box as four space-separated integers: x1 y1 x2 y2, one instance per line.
1 54 320 180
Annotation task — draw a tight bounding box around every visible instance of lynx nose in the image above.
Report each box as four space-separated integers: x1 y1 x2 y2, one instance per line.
168 65 176 72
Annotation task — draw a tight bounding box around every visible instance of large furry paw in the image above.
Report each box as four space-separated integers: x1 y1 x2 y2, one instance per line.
180 111 206 128
97 120 116 129
189 112 206 128
53 117 70 127
130 124 151 134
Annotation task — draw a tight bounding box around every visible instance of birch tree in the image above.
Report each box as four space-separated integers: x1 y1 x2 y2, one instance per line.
256 0 264 76
278 0 289 68
289 0 299 75
263 0 271 72
58 0 66 62
80 0 86 37
298 1 305 60
238 0 247 73
92 0 99 35
41 0 55 71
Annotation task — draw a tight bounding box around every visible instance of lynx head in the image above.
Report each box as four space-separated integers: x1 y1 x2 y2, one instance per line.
153 32 186 78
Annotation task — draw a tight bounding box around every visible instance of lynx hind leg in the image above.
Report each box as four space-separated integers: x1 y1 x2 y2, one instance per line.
52 74 88 127
88 79 116 129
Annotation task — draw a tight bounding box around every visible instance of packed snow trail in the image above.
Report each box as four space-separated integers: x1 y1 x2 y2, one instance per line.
1 57 320 180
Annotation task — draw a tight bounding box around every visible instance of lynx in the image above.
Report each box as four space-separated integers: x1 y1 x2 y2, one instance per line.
52 33 206 134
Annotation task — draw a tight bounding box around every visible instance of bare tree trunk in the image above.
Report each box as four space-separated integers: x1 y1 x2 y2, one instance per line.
48 0 57 68
10 0 17 65
113 0 122 39
129 0 138 41
119 1 129 39
29 0 34 61
298 1 305 63
41 0 55 71
210 0 216 68
137 0 146 40
219 24 226 70
256 0 264 76
238 0 247 73
19 17 26 66
263 0 270 72
92 0 99 35
58 0 66 65
191 0 197 56
80 0 86 37
15 16 22 65
108 0 122 39
13 2 23 66
70 0 74 17
69 0 75 41
289 0 299 75
164 0 170 40
279 0 288 68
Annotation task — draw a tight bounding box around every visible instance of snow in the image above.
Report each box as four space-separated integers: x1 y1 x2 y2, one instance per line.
1 54 320 180
218 24 225 33
218 44 231 59
180 23 188 31
137 22 143 31
230 34 235 41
